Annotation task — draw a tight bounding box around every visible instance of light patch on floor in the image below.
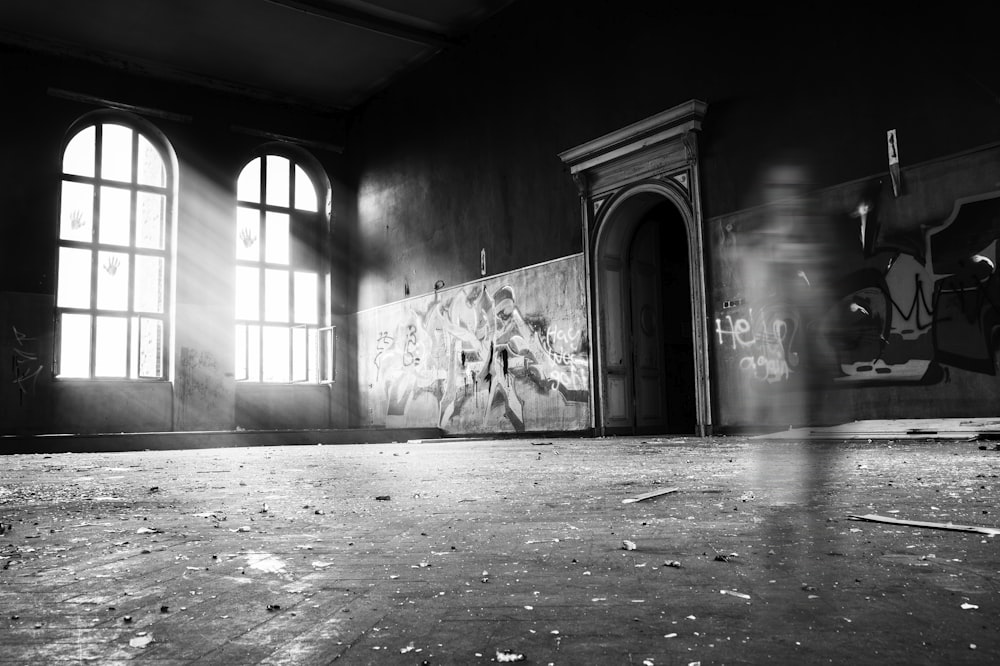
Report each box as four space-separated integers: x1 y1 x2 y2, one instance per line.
245 552 287 573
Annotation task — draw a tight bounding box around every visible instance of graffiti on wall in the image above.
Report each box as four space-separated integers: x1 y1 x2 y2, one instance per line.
715 306 801 384
372 284 589 431
717 189 1000 386
11 326 42 404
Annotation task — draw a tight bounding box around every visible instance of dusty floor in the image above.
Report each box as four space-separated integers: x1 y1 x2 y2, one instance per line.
1 435 998 665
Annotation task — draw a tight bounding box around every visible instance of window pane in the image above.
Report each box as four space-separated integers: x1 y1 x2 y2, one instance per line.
101 124 133 182
63 126 95 178
235 266 260 319
236 206 260 261
262 326 289 382
97 251 129 311
137 317 163 378
95 316 128 377
237 157 261 203
294 165 318 212
134 255 164 313
60 181 94 242
59 313 92 378
235 324 248 381
322 326 336 382
137 134 165 187
265 155 289 207
307 328 319 383
292 326 307 382
265 211 289 264
57 247 92 308
136 192 165 249
264 269 289 322
99 186 131 246
247 324 261 382
294 271 318 324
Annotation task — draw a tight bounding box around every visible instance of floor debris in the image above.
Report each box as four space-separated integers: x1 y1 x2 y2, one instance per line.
496 649 526 662
847 513 1000 536
720 589 751 599
622 487 680 504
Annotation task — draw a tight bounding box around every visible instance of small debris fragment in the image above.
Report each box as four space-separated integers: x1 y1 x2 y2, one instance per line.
496 649 526 662
375 496 391 501
847 513 1000 536
961 603 979 610
714 553 738 562
623 487 680 504
266 604 281 611
136 527 158 534
622 540 637 551
665 560 682 568
123 616 132 623
160 605 169 613
260 503 269 514
400 643 416 654
129 634 154 648
720 589 751 599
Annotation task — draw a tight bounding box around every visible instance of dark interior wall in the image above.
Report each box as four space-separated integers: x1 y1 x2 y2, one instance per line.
348 1 1000 309
0 46 352 434
348 2 1000 429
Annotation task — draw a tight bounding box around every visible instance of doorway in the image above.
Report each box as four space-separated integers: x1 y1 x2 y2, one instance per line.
597 193 697 434
628 202 697 433
558 100 712 435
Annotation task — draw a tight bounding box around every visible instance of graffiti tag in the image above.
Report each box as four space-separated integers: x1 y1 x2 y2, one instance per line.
11 326 42 404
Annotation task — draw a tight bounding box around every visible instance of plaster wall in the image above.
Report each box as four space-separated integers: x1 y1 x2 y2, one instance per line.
353 255 590 434
709 145 1000 430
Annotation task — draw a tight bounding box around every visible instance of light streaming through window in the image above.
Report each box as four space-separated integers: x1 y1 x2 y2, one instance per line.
56 120 171 379
235 152 331 383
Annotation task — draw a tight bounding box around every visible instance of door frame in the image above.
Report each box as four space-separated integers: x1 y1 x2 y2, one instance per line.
558 100 713 435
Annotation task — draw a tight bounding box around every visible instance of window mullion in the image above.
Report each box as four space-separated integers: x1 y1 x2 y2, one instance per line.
89 126 102 379
127 131 138 378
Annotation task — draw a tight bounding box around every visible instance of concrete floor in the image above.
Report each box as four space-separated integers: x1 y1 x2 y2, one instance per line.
1 434 998 665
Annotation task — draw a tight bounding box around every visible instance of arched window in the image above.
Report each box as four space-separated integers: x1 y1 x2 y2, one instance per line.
235 150 332 383
55 115 174 379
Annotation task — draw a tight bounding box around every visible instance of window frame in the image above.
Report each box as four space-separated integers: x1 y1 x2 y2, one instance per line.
54 111 176 381
234 145 333 384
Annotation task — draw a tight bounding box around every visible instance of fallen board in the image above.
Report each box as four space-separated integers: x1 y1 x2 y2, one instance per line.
847 513 1000 536
622 487 680 504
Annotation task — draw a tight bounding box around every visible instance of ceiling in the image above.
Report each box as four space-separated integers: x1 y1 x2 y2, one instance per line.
0 0 515 113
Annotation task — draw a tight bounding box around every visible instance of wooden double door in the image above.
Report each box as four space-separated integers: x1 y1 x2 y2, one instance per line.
602 202 696 434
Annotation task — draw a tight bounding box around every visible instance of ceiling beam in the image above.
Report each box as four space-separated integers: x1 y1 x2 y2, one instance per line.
263 0 463 49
